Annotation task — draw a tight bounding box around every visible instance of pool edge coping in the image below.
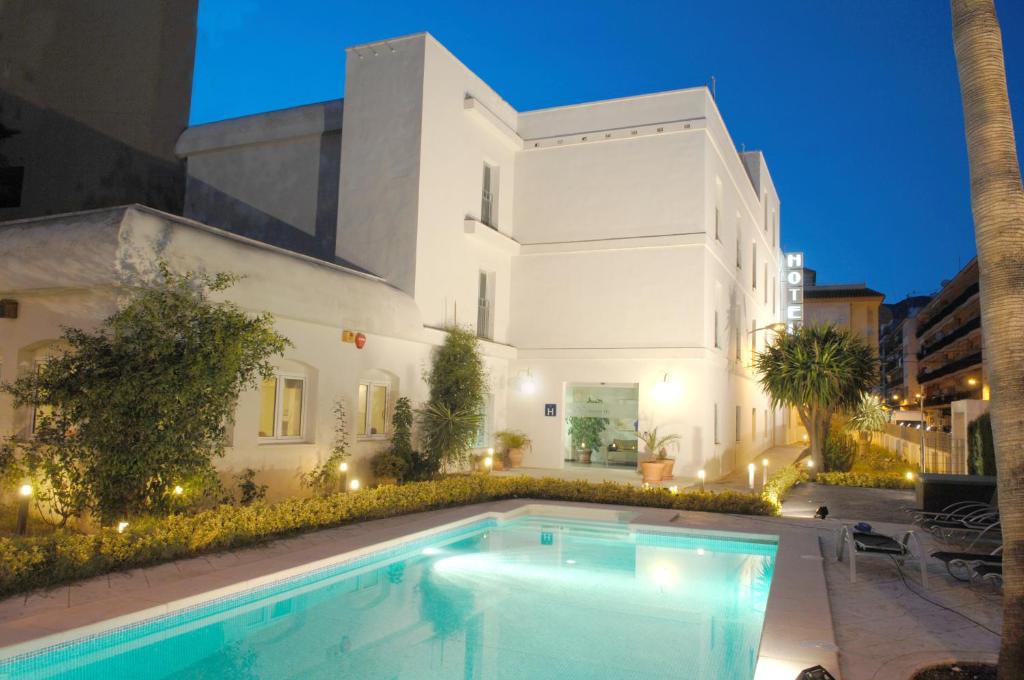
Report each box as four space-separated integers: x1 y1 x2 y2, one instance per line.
0 501 840 678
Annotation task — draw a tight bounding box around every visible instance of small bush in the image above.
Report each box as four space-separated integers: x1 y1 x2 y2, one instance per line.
823 432 857 472
816 471 915 489
761 465 808 510
851 444 906 473
371 449 409 482
0 476 774 598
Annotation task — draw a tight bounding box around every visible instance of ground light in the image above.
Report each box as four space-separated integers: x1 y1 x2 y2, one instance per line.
172 485 184 496
905 471 915 481
116 521 129 533
747 463 755 490
349 478 360 491
16 483 32 535
697 469 706 491
762 458 769 486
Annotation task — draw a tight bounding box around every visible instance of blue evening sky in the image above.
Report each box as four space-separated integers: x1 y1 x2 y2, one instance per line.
190 0 1024 303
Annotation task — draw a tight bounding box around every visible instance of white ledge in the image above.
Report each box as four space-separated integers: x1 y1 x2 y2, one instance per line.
463 97 523 150
463 219 521 255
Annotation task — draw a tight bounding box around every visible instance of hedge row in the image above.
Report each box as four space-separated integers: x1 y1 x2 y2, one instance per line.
816 471 916 489
0 475 774 598
762 464 808 509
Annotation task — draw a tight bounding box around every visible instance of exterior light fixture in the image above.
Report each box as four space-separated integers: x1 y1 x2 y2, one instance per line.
762 458 769 486
519 371 536 395
905 471 915 481
802 433 809 443
484 456 493 469
769 322 787 333
747 463 756 490
806 459 815 468
669 485 679 494
117 521 129 534
697 469 706 491
339 461 349 473
349 479 361 491
16 484 32 536
967 378 978 387
652 373 682 402
172 485 184 496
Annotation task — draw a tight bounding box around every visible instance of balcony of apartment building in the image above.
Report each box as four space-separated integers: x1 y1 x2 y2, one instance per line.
916 347 983 429
914 260 979 344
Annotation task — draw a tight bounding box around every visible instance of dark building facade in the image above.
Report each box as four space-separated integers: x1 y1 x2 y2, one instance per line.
915 259 985 430
0 0 198 219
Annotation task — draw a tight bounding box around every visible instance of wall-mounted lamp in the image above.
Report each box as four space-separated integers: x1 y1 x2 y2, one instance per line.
519 370 536 395
652 373 682 402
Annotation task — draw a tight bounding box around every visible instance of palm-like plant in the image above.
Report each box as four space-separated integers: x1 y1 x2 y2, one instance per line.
845 392 888 452
417 402 482 473
952 2 1024 674
638 427 681 460
754 325 877 470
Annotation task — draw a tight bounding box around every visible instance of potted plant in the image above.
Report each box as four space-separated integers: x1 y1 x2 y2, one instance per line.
639 427 681 481
495 430 531 468
567 416 609 465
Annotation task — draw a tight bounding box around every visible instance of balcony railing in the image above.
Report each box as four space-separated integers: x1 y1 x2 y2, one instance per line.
917 316 981 360
480 191 495 228
477 298 493 340
916 282 980 338
917 351 982 385
923 389 982 408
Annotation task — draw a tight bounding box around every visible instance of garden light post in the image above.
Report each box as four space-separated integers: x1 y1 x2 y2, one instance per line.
747 463 755 490
339 461 348 492
762 458 769 486
16 483 32 536
697 469 705 491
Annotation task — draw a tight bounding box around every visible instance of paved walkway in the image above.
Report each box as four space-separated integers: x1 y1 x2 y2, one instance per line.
703 442 806 493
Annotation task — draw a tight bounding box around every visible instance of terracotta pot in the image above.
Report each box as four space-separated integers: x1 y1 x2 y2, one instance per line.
508 447 524 468
660 458 675 480
640 460 666 484
578 449 592 464
492 457 505 471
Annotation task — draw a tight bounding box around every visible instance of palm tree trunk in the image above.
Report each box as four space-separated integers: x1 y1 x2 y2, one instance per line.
952 2 1024 676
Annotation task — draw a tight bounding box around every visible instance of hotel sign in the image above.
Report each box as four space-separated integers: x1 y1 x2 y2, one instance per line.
783 252 804 331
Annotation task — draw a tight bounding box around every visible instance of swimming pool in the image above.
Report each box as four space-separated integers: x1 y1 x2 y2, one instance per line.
0 513 777 679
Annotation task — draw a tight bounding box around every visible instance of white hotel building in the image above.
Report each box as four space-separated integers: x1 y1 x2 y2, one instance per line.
0 33 789 493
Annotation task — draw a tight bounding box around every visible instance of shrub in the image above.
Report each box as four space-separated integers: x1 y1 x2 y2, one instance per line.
233 469 267 505
1 265 289 523
419 327 487 474
371 450 409 482
816 472 915 489
0 476 774 598
851 444 906 473
823 432 857 472
967 412 995 476
761 465 808 510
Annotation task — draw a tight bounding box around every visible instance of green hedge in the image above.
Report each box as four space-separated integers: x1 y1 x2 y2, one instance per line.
816 471 915 489
762 465 808 509
0 475 773 598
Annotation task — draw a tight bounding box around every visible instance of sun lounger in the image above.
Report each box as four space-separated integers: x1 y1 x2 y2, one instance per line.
836 525 928 587
930 548 1002 581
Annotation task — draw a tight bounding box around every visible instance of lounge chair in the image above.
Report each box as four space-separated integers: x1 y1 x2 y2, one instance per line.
971 563 1002 587
909 501 993 527
930 547 1002 581
836 525 928 587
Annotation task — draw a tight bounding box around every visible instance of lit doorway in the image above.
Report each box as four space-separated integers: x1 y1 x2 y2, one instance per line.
564 383 639 468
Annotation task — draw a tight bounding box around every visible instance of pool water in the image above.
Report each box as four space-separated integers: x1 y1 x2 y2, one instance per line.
0 515 776 679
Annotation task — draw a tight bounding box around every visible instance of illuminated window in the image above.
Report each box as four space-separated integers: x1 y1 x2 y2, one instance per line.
358 381 390 437
258 374 306 440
